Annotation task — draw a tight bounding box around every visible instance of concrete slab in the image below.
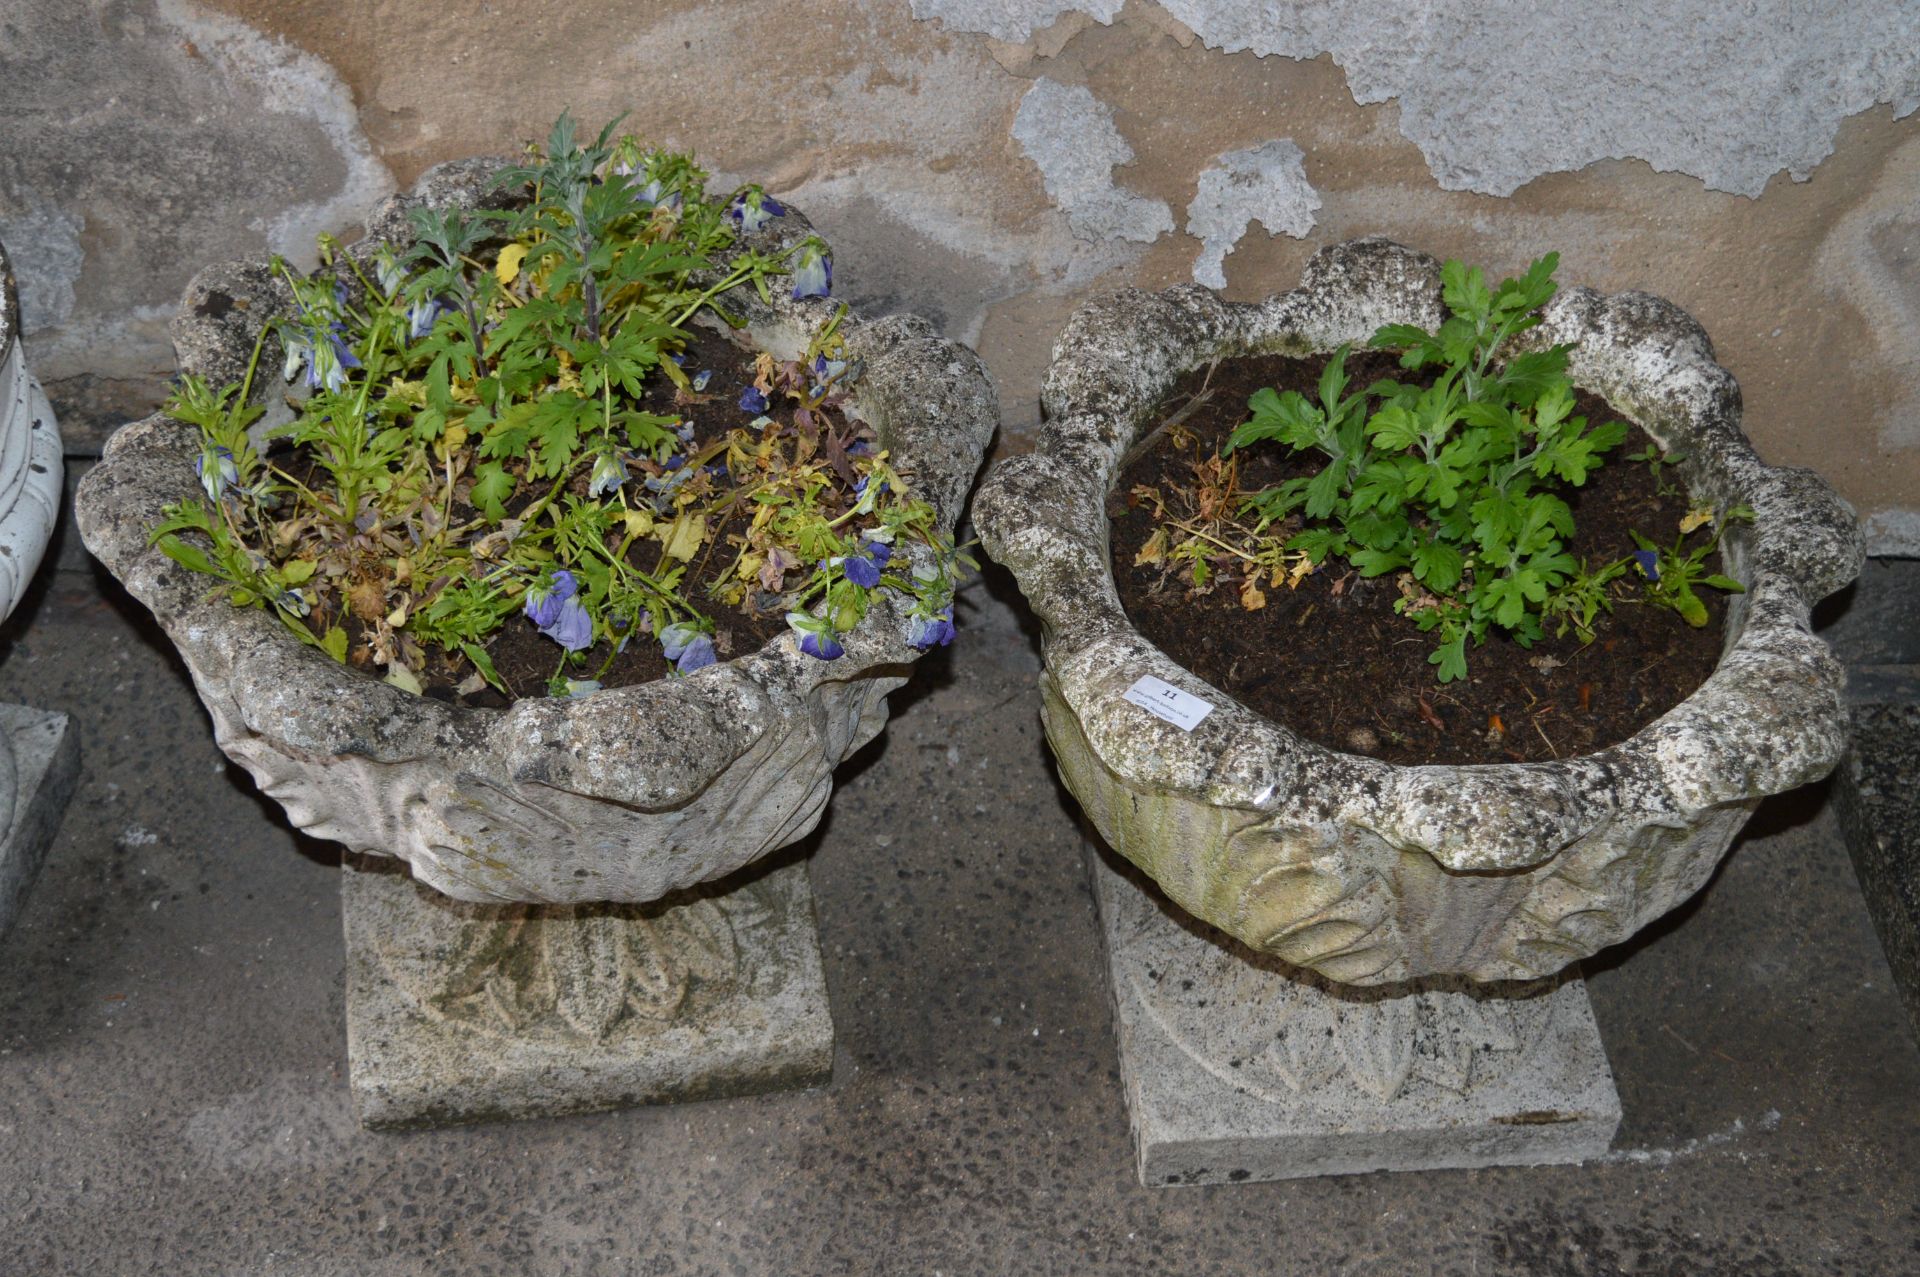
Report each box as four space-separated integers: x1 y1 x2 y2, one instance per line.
0 704 78 940
342 854 833 1130
1089 843 1620 1185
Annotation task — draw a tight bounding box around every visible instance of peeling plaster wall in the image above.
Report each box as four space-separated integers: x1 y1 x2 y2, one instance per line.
0 0 392 443
2 0 1917 540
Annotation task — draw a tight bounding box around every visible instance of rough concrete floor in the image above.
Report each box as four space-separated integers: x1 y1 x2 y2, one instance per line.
1 490 1918 1276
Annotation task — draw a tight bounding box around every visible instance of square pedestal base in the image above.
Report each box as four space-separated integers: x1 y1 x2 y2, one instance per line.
1089 845 1621 1185
0 705 79 940
343 855 833 1130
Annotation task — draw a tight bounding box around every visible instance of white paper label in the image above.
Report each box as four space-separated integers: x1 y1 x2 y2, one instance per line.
1123 675 1215 731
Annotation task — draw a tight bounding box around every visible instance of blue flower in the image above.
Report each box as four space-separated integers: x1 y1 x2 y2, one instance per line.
799 629 844 661
275 587 314 618
659 621 704 661
841 540 890 589
908 606 955 650
692 369 713 392
739 385 768 413
675 635 718 674
843 552 881 589
786 611 845 661
588 452 627 498
790 243 832 299
407 297 446 340
544 596 594 651
524 569 578 629
374 248 405 300
675 419 695 443
727 191 787 234
196 442 239 502
1632 549 1660 581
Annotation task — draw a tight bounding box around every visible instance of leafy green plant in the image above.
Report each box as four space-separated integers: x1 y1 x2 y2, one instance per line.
1630 506 1752 628
1212 254 1742 682
150 111 965 699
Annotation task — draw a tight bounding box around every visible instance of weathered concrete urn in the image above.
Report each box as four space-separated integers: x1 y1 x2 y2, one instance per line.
77 159 996 908
976 238 1863 988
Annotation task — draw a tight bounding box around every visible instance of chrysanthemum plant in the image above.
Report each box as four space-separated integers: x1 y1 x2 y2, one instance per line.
150 112 968 698
1139 254 1746 682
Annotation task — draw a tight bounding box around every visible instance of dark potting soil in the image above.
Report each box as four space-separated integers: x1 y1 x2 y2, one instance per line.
313 324 800 708
1107 350 1730 767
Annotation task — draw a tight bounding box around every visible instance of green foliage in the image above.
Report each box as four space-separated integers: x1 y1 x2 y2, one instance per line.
148 111 962 696
1224 254 1740 682
1631 506 1751 628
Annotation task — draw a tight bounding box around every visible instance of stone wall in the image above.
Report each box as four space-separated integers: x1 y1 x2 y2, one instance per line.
4 0 1917 548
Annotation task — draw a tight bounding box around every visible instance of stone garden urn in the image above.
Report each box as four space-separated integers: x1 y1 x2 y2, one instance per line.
973 239 1861 1183
0 240 79 939
76 160 997 1125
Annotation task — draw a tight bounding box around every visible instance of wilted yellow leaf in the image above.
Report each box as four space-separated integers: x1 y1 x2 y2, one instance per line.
1239 576 1267 611
495 243 528 286
1134 528 1169 567
622 509 655 539
1679 507 1714 535
384 664 424 696
660 512 706 561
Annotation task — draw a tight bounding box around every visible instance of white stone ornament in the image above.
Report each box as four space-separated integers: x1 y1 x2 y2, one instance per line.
0 241 79 938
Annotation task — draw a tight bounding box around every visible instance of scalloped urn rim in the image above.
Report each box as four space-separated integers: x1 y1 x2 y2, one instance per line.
974 237 1862 985
75 156 998 907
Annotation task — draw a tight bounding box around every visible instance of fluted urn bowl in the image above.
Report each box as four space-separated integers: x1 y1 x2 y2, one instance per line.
77 159 995 906
975 239 1861 985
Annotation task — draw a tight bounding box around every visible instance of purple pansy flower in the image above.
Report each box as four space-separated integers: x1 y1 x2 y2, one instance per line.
727 191 787 234
790 243 831 300
799 629 844 661
786 611 845 662
588 452 627 498
675 635 717 674
407 297 447 340
524 569 578 629
545 597 594 651
1632 549 1660 581
659 621 703 661
739 385 768 413
196 442 239 502
908 606 956 650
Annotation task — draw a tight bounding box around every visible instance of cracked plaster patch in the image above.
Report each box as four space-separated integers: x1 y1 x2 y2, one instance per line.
1012 79 1173 245
1186 139 1320 289
1155 0 1920 196
908 0 1123 44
